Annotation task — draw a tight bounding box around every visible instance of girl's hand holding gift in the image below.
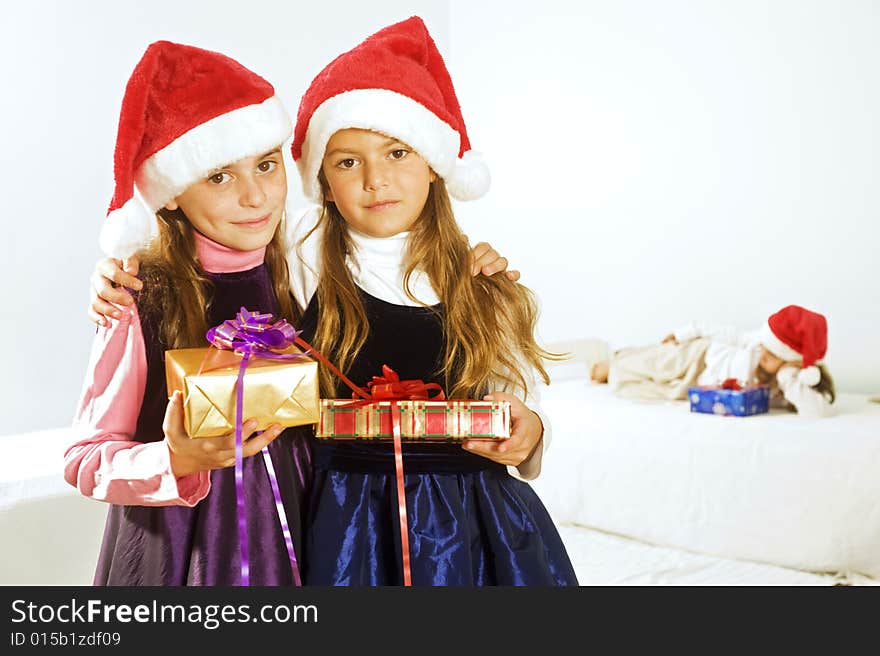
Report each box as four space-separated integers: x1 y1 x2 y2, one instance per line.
462 391 543 467
162 390 285 478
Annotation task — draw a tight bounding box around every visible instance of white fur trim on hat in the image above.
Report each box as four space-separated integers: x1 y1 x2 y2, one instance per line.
99 193 158 259
297 88 466 202
137 95 292 211
760 323 802 362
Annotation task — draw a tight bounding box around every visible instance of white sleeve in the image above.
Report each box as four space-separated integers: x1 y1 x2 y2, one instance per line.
284 204 322 309
488 365 551 482
673 321 754 348
775 366 833 417
703 342 761 384
512 378 551 482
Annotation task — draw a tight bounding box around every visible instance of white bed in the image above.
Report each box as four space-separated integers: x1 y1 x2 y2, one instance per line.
532 364 880 582
3 391 877 585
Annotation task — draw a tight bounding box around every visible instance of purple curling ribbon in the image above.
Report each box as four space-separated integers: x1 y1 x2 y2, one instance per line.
205 307 307 586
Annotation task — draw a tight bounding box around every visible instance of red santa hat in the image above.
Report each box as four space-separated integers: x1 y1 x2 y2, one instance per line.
760 305 828 386
100 40 292 258
291 15 489 203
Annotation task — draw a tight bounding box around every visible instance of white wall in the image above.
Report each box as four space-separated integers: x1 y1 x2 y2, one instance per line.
0 0 450 437
2 1 878 438
449 0 879 393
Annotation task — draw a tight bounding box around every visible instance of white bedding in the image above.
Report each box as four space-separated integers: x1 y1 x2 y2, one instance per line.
3 398 878 585
0 428 106 586
532 374 880 578
556 524 851 585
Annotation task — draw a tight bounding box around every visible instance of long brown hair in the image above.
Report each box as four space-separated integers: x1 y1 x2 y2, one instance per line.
813 363 836 404
137 207 298 349
303 176 561 398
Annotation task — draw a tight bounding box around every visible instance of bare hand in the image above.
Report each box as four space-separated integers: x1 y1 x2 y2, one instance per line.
88 256 143 327
163 390 285 477
661 333 678 344
469 241 521 282
461 391 542 467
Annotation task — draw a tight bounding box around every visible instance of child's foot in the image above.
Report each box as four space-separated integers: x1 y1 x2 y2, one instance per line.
590 360 610 383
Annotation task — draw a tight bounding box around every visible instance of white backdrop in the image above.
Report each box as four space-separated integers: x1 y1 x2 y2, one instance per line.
449 0 879 393
1 0 877 437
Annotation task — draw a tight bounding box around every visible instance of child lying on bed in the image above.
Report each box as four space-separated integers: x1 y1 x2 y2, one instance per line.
589 304 835 417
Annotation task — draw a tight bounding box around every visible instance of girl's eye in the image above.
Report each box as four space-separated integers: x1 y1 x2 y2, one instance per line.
208 172 231 185
336 158 358 170
257 160 277 173
389 149 409 160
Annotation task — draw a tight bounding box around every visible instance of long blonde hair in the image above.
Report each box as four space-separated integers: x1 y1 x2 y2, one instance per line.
137 207 298 349
303 176 560 398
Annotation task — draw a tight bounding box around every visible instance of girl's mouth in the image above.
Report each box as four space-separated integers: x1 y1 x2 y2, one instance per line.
364 200 399 211
234 213 272 228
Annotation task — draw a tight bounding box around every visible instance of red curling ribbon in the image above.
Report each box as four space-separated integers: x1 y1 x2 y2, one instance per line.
390 401 410 586
297 354 445 587
720 378 743 390
361 366 444 586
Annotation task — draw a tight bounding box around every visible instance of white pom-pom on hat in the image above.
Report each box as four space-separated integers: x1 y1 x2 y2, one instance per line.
99 196 158 260
797 365 822 387
445 150 491 201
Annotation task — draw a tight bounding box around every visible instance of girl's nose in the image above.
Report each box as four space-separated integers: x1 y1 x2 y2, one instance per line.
363 161 390 191
240 175 267 207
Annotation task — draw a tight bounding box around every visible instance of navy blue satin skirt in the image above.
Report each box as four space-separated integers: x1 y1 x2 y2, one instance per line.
304 439 578 586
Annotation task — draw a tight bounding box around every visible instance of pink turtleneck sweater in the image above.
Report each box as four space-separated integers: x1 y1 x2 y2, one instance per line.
64 234 265 506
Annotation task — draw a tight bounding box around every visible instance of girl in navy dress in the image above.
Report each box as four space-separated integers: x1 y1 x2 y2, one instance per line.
288 16 578 586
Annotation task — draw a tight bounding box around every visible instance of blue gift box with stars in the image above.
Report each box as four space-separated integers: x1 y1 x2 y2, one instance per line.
688 380 770 417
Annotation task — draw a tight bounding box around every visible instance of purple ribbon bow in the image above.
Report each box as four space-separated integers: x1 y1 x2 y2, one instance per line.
206 307 303 356
205 307 306 586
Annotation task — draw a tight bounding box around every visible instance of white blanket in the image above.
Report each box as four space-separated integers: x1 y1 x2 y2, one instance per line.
4 394 878 584
531 376 880 578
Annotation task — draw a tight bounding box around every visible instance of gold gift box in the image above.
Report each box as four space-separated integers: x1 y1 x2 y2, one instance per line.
165 347 320 438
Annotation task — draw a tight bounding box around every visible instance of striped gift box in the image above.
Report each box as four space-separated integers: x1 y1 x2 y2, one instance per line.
315 399 511 441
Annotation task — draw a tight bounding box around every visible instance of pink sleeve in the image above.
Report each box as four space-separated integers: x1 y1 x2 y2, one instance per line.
64 303 210 506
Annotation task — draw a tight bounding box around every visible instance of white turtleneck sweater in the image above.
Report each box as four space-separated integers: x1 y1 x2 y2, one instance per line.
286 207 551 481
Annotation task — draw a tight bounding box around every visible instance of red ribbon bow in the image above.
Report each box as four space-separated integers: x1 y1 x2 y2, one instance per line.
363 365 446 402
721 378 743 391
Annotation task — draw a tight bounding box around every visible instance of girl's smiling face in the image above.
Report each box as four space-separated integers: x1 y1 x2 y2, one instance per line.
165 148 287 251
320 128 435 238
